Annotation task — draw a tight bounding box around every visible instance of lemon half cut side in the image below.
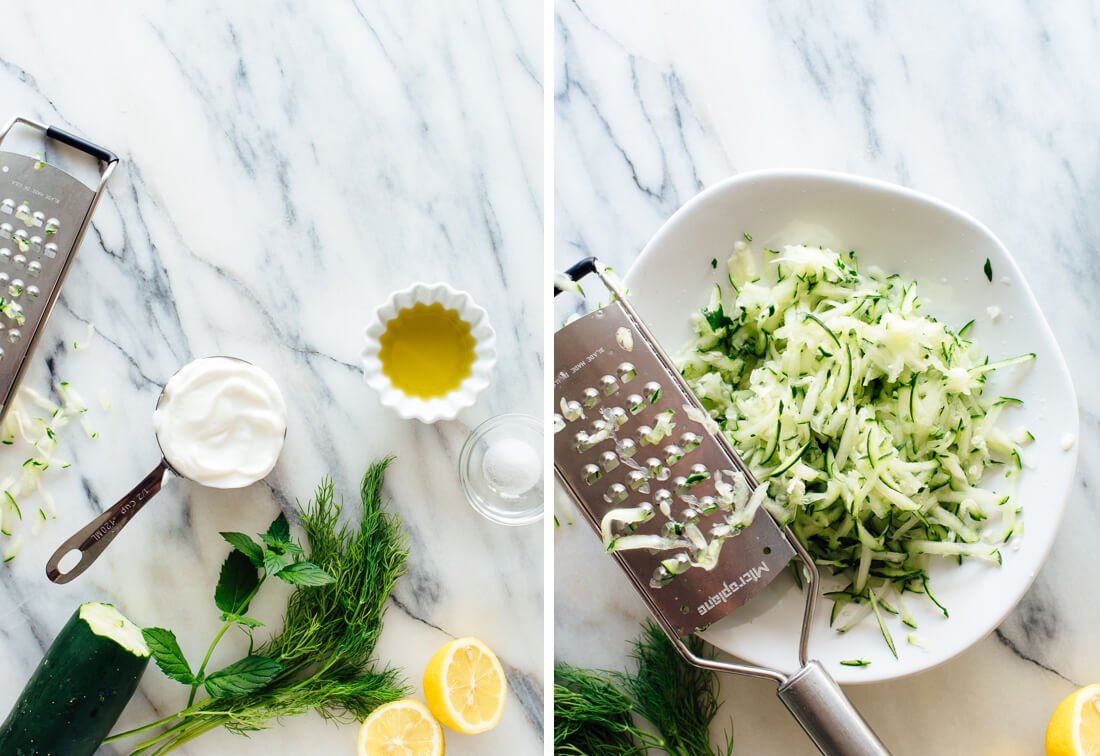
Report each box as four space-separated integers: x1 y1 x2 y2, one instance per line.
1047 684 1100 756
423 637 508 735
358 699 444 756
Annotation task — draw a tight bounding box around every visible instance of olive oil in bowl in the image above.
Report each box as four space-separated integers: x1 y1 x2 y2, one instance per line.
363 282 496 423
378 303 476 398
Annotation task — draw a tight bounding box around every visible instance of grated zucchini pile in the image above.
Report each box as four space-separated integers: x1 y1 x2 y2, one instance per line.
676 241 1033 653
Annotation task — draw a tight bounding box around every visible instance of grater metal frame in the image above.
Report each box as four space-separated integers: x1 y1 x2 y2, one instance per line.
0 115 117 423
554 257 890 756
554 256 817 679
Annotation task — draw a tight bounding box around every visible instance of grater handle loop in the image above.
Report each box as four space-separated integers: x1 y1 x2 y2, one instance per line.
45 460 168 583
46 125 118 164
553 256 598 296
777 660 891 756
670 631 785 683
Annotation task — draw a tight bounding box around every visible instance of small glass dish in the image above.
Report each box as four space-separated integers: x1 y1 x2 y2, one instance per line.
459 414 543 526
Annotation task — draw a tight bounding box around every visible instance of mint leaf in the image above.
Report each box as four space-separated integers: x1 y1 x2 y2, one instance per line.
275 561 336 587
215 549 259 615
220 531 263 567
219 612 265 629
263 550 289 577
265 512 290 545
260 533 287 554
142 627 194 685
204 655 282 698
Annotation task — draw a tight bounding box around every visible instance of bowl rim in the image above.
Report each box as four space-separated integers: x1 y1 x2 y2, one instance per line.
627 168 1079 683
361 281 496 423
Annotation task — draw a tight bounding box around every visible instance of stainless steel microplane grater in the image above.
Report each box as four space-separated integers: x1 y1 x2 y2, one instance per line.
554 257 890 756
0 116 117 423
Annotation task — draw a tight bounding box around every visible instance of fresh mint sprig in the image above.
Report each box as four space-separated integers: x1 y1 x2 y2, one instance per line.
142 511 335 705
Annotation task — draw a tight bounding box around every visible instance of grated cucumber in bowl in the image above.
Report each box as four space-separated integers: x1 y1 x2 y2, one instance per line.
675 241 1033 655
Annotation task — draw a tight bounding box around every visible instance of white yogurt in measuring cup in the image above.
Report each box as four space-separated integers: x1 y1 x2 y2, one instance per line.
152 357 287 488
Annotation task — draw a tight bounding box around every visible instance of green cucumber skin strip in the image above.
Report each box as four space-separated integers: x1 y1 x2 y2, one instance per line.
0 605 149 756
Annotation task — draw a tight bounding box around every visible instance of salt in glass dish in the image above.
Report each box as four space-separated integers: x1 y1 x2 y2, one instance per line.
459 413 543 526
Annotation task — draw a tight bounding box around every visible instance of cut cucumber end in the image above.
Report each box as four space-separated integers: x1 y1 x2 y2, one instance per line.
79 602 150 658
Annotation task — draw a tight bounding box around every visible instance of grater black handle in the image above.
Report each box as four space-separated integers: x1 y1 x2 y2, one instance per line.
553 256 598 296
46 125 118 164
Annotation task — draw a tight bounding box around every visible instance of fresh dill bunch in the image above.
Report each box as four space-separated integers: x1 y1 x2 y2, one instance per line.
619 621 733 756
106 459 410 754
554 664 661 755
261 457 409 676
553 621 733 756
204 667 408 734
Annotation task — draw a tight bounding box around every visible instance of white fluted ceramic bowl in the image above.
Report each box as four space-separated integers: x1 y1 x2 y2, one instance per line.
362 282 496 423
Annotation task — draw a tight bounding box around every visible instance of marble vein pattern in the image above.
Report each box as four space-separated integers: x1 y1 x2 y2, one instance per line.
554 1 1100 753
0 2 542 754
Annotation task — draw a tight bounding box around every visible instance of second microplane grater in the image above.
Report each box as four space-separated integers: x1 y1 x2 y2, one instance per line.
554 258 890 756
0 116 117 423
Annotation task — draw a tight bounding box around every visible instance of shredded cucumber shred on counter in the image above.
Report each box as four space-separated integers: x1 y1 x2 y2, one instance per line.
667 241 1033 653
557 264 629 330
1 328 106 561
554 272 584 298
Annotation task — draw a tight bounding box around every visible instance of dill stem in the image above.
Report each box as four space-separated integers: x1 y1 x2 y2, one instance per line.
101 711 188 744
147 717 224 755
129 711 224 754
129 720 191 754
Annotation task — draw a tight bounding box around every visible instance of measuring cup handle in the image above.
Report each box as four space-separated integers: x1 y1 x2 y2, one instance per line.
777 660 891 756
45 461 169 584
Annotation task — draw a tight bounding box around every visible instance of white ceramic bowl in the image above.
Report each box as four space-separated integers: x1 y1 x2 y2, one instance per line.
625 170 1078 683
362 282 496 423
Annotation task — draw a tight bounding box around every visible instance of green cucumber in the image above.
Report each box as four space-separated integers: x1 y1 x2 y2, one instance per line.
0 602 150 756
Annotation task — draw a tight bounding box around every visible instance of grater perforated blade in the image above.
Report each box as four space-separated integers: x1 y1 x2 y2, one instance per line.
554 257 891 756
0 116 117 423
554 295 797 637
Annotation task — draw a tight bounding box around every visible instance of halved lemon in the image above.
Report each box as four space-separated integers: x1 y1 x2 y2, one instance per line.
358 699 444 756
423 637 507 734
1047 684 1100 756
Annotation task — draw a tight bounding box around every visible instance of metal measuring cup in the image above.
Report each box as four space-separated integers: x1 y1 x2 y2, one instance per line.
45 357 287 583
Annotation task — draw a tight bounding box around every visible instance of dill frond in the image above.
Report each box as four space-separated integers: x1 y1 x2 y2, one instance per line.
554 664 659 755
553 621 733 756
209 667 407 733
263 457 409 671
620 621 732 756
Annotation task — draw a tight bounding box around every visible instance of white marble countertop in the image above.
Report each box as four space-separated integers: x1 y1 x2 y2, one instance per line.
0 3 542 755
554 2 1100 754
